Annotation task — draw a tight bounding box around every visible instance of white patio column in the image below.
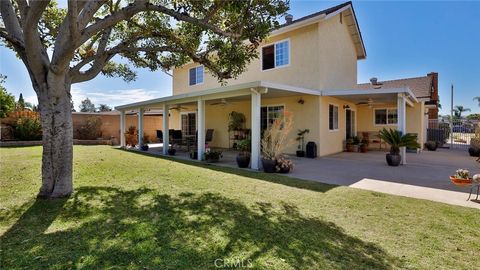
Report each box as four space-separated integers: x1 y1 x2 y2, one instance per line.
197 98 205 161
138 108 144 147
250 89 261 170
162 103 169 154
397 93 407 164
120 110 126 148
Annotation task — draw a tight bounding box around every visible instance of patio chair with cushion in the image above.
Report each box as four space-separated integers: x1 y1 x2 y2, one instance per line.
205 129 214 144
171 130 183 146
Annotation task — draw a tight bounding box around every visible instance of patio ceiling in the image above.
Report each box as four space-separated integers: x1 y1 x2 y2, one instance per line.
322 87 418 107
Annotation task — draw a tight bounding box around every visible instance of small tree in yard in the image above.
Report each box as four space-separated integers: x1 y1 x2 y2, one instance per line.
0 75 15 118
0 0 288 198
79 98 96 112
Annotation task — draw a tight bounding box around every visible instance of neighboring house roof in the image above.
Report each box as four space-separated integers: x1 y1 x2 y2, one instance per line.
357 76 433 99
273 1 366 60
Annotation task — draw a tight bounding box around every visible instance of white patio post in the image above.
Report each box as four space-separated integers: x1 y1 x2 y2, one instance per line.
120 110 126 148
397 93 407 164
138 108 144 147
197 98 205 161
250 89 261 170
162 103 169 154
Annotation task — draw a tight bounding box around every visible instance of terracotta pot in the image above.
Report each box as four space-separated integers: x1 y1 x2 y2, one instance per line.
346 144 353 152
450 176 473 186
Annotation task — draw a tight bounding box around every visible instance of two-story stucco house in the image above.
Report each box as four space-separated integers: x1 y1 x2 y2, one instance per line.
116 2 438 169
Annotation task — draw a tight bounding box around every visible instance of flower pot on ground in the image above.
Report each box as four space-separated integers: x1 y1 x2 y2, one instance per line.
167 148 176 156
204 148 222 163
261 110 294 172
296 129 310 157
262 158 276 173
377 128 420 167
360 143 368 153
236 139 251 168
450 169 473 186
425 141 438 151
352 136 360 152
345 138 354 152
468 147 480 157
296 150 305 157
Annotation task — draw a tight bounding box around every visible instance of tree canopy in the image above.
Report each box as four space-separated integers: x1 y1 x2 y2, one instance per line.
0 75 16 118
79 98 96 112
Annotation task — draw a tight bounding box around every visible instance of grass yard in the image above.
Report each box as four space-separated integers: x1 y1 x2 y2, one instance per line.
0 146 479 269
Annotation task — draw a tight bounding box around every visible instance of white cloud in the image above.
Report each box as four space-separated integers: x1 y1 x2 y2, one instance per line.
71 87 163 110
19 87 165 110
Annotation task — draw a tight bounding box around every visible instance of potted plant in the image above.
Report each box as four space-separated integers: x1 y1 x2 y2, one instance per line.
204 148 222 163
450 169 473 186
345 138 354 152
167 145 176 156
424 141 438 151
352 136 360 152
468 124 480 157
360 138 369 153
377 128 420 166
228 111 246 132
236 139 251 168
261 111 294 173
296 129 310 157
125 125 137 147
190 149 198 159
275 155 294 173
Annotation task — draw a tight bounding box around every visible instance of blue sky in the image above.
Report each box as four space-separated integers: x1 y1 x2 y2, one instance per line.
1 0 479 114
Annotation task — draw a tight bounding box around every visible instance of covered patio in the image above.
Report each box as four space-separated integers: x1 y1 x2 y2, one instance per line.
115 81 321 170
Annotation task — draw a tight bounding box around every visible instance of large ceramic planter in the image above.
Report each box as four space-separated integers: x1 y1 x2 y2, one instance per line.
140 145 149 151
278 167 290 174
262 158 276 173
296 150 305 157
386 153 401 166
360 145 368 153
449 176 473 186
167 149 176 156
352 145 359 152
236 154 250 168
425 142 438 151
346 144 353 152
468 147 480 157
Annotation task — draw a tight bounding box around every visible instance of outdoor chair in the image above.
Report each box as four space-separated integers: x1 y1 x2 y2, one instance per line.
171 130 183 146
205 129 214 144
156 130 163 143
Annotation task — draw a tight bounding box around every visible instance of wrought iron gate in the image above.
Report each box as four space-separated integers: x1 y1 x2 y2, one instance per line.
428 119 478 149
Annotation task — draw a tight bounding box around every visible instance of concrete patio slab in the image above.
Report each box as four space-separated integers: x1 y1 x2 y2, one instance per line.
138 145 480 209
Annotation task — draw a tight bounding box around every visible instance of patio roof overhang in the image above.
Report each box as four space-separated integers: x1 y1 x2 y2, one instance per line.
115 81 321 111
321 87 418 107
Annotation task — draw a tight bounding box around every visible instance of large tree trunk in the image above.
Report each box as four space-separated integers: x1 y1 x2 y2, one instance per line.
36 72 74 198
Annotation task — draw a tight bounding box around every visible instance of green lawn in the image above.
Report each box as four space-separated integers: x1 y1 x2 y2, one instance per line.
0 146 478 269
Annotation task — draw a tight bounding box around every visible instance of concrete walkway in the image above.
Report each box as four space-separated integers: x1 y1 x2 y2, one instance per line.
289 149 480 209
141 145 480 209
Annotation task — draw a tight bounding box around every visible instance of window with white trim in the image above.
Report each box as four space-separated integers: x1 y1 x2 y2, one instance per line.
189 66 204 86
329 104 339 131
261 105 284 130
262 40 289 70
375 109 398 125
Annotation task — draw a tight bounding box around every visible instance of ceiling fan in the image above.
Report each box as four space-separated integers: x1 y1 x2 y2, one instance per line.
169 104 189 111
210 98 232 106
356 98 382 108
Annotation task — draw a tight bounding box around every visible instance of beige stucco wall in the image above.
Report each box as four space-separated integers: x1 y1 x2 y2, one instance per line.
356 102 426 148
172 14 358 94
168 94 320 155
318 96 358 156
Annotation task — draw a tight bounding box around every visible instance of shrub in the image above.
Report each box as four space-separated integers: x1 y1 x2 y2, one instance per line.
125 126 137 146
76 116 102 140
261 110 294 160
14 117 42 140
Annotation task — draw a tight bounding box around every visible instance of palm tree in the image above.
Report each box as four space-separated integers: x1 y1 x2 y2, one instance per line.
453 105 471 118
474 97 480 107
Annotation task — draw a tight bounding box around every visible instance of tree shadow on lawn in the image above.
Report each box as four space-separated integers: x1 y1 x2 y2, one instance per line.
120 148 336 193
1 186 402 269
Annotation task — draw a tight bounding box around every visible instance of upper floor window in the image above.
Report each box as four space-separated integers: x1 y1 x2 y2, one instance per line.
329 104 339 131
189 66 204 86
375 108 398 125
262 40 289 70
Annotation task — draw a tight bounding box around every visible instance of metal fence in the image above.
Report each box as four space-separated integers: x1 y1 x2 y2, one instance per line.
428 119 479 149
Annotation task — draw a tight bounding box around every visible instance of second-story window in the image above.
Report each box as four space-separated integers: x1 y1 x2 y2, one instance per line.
262 40 289 70
189 66 204 86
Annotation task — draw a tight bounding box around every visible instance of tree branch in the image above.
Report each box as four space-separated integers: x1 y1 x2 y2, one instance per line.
0 0 25 49
79 1 240 46
77 0 109 29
